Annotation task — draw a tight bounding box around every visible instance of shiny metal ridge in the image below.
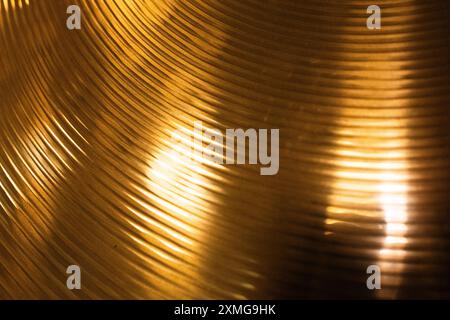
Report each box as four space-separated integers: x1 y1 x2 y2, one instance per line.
1 0 450 299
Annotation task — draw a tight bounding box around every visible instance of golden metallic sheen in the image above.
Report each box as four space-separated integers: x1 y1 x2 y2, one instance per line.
1 0 450 299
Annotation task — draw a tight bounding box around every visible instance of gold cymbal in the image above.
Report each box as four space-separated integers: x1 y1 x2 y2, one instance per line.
1 0 450 299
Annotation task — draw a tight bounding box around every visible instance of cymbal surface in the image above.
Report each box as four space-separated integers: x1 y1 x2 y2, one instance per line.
1 0 450 299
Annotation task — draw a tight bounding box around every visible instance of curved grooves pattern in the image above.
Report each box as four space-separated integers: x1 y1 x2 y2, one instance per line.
0 0 450 299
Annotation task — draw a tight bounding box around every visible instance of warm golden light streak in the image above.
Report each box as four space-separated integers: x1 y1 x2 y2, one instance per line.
1 0 450 299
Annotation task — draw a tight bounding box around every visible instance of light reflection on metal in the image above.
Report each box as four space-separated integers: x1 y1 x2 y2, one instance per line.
1 0 450 299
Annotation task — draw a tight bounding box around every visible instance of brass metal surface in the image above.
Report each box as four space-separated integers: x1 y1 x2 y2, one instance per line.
1 0 450 299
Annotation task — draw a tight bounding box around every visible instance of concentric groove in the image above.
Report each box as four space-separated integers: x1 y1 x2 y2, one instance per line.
1 0 450 299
